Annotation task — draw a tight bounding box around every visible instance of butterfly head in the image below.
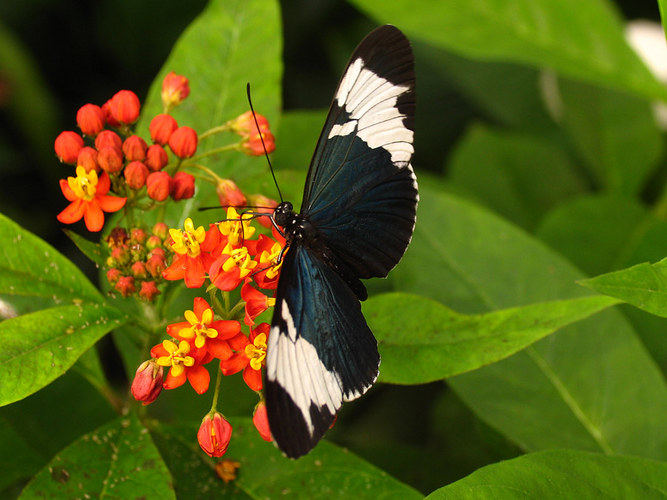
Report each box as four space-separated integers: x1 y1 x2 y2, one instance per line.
272 201 294 228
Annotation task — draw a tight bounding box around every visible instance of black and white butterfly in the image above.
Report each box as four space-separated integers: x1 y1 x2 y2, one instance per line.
264 24 417 459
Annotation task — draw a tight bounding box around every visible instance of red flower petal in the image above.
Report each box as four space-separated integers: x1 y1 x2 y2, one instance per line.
96 194 126 213
243 365 263 391
219 353 248 376
187 364 210 394
166 320 191 339
183 256 206 288
83 201 105 232
59 179 77 201
211 320 241 340
206 337 233 360
57 199 85 224
96 171 111 195
193 296 211 318
164 369 187 390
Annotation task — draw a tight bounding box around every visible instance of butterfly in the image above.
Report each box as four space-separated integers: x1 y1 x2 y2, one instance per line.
264 24 417 459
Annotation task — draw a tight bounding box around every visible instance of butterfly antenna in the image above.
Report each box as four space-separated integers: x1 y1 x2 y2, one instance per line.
246 82 283 203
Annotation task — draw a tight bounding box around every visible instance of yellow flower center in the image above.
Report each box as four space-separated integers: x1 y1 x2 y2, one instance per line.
221 244 257 278
218 207 255 246
179 307 219 349
67 166 98 201
169 218 206 258
156 339 194 377
245 332 267 371
259 241 283 279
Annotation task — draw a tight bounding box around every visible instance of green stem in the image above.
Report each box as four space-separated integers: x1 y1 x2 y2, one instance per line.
189 143 240 162
199 123 232 140
209 366 224 413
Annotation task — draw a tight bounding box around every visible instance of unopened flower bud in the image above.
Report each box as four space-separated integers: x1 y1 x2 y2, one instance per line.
145 251 166 277
161 72 190 111
168 126 198 158
247 193 278 228
115 275 135 297
139 281 161 302
77 146 99 172
216 179 246 207
252 401 271 442
131 359 163 405
230 110 270 136
102 99 121 128
149 114 178 145
109 90 141 125
122 135 147 161
242 130 275 156
124 161 149 190
97 146 124 174
106 268 122 284
95 130 122 150
198 412 232 457
76 103 106 136
145 144 169 172
146 235 162 250
130 227 147 244
131 261 147 278
54 131 84 164
170 171 195 201
146 171 172 201
152 222 169 239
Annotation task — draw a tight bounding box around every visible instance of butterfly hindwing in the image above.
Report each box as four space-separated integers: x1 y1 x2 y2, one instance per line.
265 244 380 459
302 25 417 279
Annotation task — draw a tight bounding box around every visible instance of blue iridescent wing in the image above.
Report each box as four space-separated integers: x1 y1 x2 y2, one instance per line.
265 244 380 459
301 25 417 279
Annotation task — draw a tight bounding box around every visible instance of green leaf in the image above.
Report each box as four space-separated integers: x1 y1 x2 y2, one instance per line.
447 125 585 229
426 449 667 499
366 293 620 385
580 258 667 318
0 303 127 406
63 229 107 267
0 212 102 303
349 0 667 101
557 78 663 195
20 414 175 499
0 416 43 491
136 0 282 226
394 183 667 459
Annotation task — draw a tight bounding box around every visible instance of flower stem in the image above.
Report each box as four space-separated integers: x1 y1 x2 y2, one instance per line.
209 366 224 413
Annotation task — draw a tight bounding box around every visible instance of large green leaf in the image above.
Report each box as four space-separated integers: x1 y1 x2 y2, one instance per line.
136 0 282 228
0 212 102 303
366 293 619 385
557 78 663 195
394 182 667 459
350 0 667 101
20 414 175 499
0 303 127 406
426 449 667 499
447 125 585 230
580 258 667 318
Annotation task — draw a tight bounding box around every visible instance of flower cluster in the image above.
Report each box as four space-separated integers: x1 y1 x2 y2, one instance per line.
54 70 281 465
132 211 283 456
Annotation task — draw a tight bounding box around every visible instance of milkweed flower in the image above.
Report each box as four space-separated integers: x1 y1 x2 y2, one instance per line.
252 401 271 442
198 412 232 457
241 282 275 326
219 323 269 391
162 218 220 288
166 297 240 359
57 166 126 232
162 72 190 111
209 243 257 291
151 339 211 393
131 359 163 405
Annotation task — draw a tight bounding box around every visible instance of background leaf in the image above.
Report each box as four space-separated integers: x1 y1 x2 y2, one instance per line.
350 0 667 101
395 184 667 459
0 303 126 406
426 449 667 499
20 414 175 499
0 212 102 303
366 293 620 384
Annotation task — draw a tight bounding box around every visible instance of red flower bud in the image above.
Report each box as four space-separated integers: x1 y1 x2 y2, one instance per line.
76 103 105 136
161 72 190 110
130 227 147 244
97 146 124 174
246 193 278 228
106 268 122 284
110 246 130 266
145 252 166 278
54 131 84 164
242 130 275 156
124 161 149 190
198 412 232 457
252 401 271 442
131 359 163 405
77 146 99 172
146 171 172 201
149 114 178 145
145 144 168 172
231 110 270 136
95 130 122 150
216 178 246 207
131 261 147 278
139 280 161 302
109 90 141 125
115 275 135 297
170 171 195 201
122 135 147 161
102 99 121 128
168 126 198 158
152 222 169 239
146 235 162 251
107 227 129 248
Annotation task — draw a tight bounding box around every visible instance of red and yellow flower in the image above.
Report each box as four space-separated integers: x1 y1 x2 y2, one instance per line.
57 166 126 232
219 323 269 391
151 338 211 394
162 218 220 288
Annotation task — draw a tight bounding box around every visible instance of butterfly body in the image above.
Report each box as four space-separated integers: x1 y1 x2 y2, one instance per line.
265 25 417 459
